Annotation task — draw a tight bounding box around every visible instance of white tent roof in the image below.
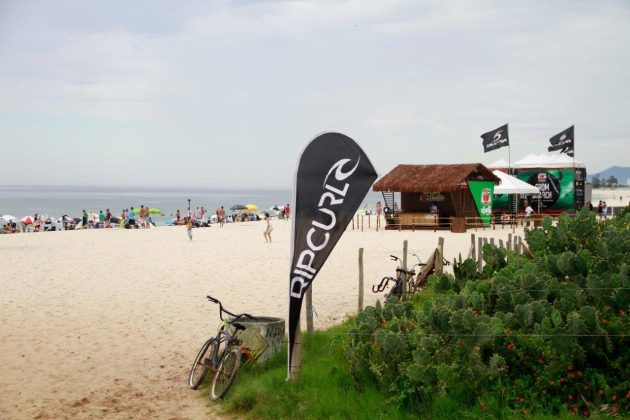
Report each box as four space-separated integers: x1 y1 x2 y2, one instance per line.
493 170 540 195
513 153 585 168
486 158 509 168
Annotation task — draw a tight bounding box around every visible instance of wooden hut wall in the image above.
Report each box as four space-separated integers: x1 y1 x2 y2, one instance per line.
461 189 478 217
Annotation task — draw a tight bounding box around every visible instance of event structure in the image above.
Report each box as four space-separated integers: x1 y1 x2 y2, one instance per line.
487 153 587 214
373 163 500 231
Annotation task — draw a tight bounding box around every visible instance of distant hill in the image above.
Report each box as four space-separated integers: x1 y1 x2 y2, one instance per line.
587 166 630 185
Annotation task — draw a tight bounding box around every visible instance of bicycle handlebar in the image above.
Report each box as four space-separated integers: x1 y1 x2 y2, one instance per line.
206 295 257 322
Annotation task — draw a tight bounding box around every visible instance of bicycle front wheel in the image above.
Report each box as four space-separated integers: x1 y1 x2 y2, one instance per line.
188 338 217 390
210 346 241 400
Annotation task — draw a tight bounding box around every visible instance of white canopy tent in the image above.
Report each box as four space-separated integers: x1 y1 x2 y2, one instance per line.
486 158 510 169
513 153 585 169
493 170 540 195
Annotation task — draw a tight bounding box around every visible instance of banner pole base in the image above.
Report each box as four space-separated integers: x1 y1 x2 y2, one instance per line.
288 318 302 381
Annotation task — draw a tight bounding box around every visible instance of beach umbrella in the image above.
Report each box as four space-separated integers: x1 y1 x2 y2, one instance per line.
2 215 18 222
149 208 162 215
230 204 247 211
245 204 258 211
20 215 34 224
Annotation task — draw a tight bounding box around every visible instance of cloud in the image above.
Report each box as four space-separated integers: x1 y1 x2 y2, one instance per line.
0 0 629 186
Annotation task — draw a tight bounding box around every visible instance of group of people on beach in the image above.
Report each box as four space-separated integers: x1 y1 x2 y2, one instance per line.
80 205 154 229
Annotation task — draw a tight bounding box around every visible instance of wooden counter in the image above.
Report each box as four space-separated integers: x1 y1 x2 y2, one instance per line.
400 212 439 227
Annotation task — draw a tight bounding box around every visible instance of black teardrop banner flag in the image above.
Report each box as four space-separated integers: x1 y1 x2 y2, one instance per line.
288 132 378 375
480 124 509 153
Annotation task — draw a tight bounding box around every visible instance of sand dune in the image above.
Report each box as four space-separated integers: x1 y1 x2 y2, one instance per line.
0 219 527 419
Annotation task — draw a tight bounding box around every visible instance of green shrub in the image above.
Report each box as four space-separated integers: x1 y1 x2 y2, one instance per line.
346 208 630 416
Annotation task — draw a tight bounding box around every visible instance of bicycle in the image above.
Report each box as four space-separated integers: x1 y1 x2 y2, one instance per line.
188 295 257 400
372 254 425 300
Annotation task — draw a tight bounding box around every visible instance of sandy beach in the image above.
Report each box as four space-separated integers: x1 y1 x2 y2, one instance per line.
2 220 528 419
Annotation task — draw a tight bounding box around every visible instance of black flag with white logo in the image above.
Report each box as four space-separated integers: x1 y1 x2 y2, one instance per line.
481 124 509 153
288 132 377 376
548 125 574 157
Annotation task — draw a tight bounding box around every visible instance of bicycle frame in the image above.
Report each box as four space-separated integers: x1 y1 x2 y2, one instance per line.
372 254 426 297
189 295 258 397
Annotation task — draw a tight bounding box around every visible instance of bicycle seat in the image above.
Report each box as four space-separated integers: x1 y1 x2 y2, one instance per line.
233 322 246 331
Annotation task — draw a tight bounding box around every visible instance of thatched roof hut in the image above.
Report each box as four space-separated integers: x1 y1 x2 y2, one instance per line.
373 163 499 192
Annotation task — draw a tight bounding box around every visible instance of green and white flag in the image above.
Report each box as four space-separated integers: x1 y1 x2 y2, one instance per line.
467 181 495 225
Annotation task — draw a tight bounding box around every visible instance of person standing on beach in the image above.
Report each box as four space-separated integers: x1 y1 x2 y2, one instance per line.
284 203 290 221
218 206 225 227
82 210 88 229
98 210 105 228
138 205 145 228
128 207 136 229
375 201 382 218
143 206 150 228
187 218 193 241
263 212 273 243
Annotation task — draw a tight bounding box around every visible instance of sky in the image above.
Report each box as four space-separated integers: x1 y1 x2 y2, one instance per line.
1 0 629 188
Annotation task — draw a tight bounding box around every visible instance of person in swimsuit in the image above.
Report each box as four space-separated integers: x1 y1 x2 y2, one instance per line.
187 219 193 241
218 206 225 227
263 212 273 243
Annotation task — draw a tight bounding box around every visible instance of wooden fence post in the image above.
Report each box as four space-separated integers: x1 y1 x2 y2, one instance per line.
361 215 364 232
352 217 355 230
507 233 512 251
477 237 483 273
368 214 371 229
435 237 445 276
468 233 476 259
358 248 364 313
490 238 495 246
402 240 408 298
305 287 314 335
499 239 504 249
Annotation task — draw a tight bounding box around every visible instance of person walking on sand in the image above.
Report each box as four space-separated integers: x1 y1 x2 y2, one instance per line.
375 201 382 218
263 212 273 243
218 206 225 227
187 218 193 241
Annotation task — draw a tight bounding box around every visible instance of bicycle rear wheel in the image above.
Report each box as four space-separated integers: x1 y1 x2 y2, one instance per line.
188 338 217 390
210 346 241 400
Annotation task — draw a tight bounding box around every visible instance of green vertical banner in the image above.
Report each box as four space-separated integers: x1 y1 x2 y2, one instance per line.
467 181 495 225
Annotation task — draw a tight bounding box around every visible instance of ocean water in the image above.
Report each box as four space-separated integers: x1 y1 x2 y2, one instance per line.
0 185 385 225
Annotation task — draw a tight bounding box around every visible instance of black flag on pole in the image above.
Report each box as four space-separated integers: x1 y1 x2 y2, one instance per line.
288 132 377 376
548 125 574 157
481 124 509 153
